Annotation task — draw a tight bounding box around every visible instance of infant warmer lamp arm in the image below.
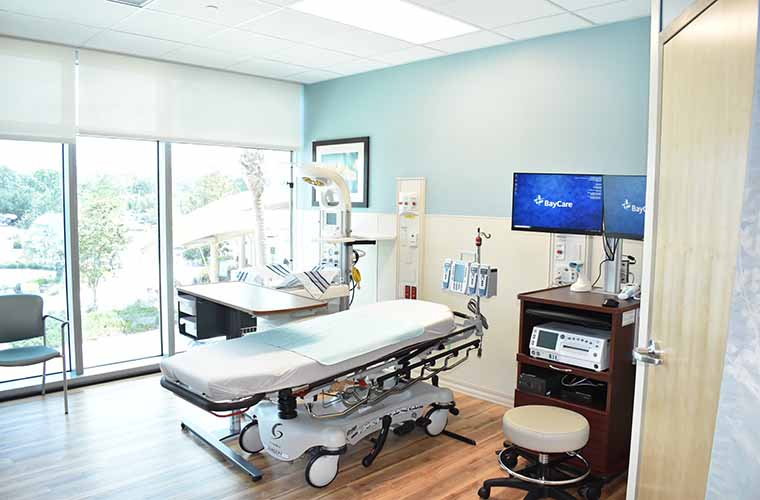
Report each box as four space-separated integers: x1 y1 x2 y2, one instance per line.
295 163 353 310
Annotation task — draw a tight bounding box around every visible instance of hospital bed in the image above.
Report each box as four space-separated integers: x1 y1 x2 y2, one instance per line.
160 299 486 488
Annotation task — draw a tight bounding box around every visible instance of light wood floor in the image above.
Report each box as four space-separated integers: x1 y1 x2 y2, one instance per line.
0 375 627 499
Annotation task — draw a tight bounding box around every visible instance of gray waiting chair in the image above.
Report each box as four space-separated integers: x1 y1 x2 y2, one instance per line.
0 294 69 414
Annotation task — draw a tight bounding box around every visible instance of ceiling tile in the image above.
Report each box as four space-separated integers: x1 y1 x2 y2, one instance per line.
375 46 445 65
269 43 354 67
550 0 621 10
239 9 353 43
577 0 651 23
426 30 509 53
113 9 223 44
430 0 562 29
497 13 592 40
328 58 388 76
286 69 341 84
0 10 101 46
312 27 412 58
84 29 183 58
199 28 295 59
146 0 279 27
0 0 137 29
229 57 309 78
161 45 245 69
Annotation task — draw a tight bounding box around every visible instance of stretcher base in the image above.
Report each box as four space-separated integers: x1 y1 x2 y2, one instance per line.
180 419 263 482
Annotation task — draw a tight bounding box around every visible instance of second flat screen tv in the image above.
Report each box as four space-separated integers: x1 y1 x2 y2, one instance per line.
603 175 646 240
512 173 604 235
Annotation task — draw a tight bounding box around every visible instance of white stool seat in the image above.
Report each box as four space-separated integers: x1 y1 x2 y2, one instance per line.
503 405 589 454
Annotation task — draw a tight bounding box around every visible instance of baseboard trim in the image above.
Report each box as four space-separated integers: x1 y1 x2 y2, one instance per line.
439 376 514 407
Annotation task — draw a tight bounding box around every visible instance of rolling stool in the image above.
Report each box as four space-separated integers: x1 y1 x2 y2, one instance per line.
478 405 601 500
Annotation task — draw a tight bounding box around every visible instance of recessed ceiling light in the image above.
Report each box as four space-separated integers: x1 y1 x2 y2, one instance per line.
290 0 478 44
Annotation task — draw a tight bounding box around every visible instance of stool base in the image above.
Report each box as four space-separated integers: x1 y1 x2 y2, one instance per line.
477 445 602 500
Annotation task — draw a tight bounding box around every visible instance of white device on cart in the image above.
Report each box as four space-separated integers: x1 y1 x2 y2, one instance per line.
618 283 640 300
529 322 611 372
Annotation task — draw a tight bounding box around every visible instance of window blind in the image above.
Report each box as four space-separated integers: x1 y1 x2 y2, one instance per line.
78 49 302 150
0 37 76 143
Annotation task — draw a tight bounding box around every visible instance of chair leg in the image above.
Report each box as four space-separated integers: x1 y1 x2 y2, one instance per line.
62 357 68 415
41 361 46 396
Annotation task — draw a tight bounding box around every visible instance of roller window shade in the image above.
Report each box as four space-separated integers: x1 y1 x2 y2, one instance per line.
0 37 76 143
78 49 302 150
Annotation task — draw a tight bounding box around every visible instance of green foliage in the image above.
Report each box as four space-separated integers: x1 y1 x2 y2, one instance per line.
0 262 57 270
83 310 126 338
178 172 244 215
116 300 159 333
126 177 157 224
22 214 65 270
83 300 159 338
78 176 129 309
0 166 62 228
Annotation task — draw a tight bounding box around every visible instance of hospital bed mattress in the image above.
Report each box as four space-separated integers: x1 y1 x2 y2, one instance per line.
160 300 455 402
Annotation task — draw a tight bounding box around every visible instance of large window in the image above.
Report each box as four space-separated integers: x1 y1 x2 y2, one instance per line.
172 144 292 285
171 144 291 348
0 140 68 383
0 137 295 388
76 137 161 367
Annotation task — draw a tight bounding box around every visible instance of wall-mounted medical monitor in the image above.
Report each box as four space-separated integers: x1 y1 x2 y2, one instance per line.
603 175 646 240
512 173 604 235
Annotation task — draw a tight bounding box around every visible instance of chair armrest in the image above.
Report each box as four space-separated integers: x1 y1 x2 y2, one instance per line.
43 314 69 326
42 315 69 354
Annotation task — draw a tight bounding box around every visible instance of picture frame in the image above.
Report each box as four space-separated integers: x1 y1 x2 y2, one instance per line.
311 136 370 208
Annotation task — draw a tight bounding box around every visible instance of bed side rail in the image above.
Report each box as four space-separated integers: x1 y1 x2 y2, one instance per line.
160 377 264 412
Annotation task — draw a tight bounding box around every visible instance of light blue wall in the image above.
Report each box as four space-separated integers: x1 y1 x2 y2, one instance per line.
302 18 650 215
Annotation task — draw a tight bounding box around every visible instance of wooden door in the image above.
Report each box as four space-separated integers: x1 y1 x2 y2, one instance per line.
635 0 758 498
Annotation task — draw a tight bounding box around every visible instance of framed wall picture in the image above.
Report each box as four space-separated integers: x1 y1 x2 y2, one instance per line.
311 137 370 208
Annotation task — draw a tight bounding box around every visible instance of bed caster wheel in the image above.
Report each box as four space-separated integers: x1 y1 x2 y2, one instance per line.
305 450 340 488
424 408 448 437
498 448 518 469
579 484 602 500
477 486 490 499
239 421 264 454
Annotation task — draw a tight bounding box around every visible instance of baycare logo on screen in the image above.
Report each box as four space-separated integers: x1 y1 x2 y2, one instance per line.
533 194 574 209
622 199 646 215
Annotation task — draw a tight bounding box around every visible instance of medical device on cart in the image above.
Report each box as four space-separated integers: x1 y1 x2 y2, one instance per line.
159 229 496 488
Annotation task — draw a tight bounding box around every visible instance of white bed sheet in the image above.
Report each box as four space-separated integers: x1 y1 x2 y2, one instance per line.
160 300 455 401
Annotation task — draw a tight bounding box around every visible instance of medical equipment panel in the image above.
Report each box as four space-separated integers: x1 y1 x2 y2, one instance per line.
477 265 497 298
397 178 425 300
442 258 452 289
529 322 611 372
449 260 469 294
441 259 497 297
467 263 480 295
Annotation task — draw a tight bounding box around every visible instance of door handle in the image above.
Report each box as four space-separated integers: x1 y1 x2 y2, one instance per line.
632 339 663 366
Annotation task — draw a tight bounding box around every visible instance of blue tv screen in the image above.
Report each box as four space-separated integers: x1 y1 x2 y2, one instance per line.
603 175 646 240
512 173 604 235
